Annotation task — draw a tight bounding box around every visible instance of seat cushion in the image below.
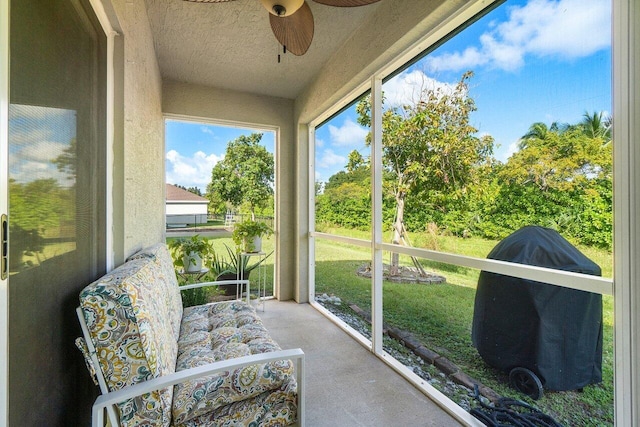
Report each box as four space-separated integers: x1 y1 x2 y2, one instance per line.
127 243 183 341
79 256 178 427
172 301 295 425
175 385 298 427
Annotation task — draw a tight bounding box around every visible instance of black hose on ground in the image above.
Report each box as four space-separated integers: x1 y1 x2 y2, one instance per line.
470 385 564 427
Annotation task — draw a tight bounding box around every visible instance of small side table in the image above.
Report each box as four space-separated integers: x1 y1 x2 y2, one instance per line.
239 252 266 311
177 267 209 282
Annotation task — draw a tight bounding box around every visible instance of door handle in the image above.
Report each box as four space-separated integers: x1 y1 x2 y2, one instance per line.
1 214 7 280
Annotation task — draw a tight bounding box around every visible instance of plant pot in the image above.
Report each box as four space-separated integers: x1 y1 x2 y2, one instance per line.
244 236 262 253
216 271 251 295
183 252 203 272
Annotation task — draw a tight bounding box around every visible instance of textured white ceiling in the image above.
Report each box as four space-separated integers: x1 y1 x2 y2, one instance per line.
144 0 381 99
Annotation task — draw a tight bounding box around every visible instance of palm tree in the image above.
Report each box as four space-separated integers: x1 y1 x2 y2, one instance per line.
581 111 611 140
520 122 551 149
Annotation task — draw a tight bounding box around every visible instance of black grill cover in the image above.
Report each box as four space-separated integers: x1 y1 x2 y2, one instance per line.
472 226 603 391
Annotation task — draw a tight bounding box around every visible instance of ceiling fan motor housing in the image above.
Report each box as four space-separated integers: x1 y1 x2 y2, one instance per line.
260 0 304 17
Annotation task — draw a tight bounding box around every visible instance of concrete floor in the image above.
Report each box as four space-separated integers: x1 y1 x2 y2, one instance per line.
259 300 463 427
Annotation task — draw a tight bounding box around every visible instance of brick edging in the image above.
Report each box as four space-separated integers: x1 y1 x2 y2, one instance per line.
349 303 501 403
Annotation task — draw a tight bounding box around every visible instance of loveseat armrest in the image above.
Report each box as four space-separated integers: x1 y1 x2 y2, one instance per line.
92 348 305 427
179 279 251 303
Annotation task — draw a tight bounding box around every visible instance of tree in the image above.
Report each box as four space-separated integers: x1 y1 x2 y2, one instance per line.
53 137 76 180
494 114 613 248
174 184 203 196
502 117 611 192
316 182 371 229
187 186 202 196
580 111 611 140
324 152 370 193
357 71 494 271
206 133 274 219
346 150 366 172
316 153 372 229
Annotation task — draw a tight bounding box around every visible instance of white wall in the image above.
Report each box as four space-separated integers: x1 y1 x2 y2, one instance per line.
166 202 208 225
166 203 208 216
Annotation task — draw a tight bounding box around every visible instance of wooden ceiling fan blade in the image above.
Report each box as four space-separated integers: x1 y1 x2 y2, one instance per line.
312 0 380 6
269 1 314 56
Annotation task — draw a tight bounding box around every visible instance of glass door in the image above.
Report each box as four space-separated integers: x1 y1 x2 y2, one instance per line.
7 0 107 424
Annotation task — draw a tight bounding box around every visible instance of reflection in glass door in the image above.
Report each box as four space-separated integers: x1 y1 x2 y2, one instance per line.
7 0 107 424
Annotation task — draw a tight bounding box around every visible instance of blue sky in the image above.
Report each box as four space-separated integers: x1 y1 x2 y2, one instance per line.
166 121 275 192
314 0 611 183
166 0 611 189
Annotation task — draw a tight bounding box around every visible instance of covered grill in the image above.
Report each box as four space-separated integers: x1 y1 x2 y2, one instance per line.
471 226 603 399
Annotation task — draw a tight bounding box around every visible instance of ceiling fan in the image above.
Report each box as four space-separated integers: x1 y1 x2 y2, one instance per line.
183 0 381 56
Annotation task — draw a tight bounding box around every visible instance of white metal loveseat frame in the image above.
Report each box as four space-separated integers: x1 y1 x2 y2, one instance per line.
76 266 305 427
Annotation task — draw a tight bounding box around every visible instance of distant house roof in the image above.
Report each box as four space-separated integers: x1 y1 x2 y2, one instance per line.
166 184 208 203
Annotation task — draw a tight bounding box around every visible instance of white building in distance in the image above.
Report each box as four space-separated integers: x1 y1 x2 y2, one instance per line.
166 183 208 227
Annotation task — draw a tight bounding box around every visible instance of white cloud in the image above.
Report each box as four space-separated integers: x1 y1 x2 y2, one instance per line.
9 140 74 185
500 140 521 162
426 46 493 74
328 119 368 147
8 128 53 145
166 149 223 191
317 149 346 169
425 0 610 73
9 104 76 145
9 159 73 186
18 140 68 162
201 126 215 135
384 70 455 107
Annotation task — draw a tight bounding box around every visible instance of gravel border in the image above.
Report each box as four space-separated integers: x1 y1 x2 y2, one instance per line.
315 293 498 411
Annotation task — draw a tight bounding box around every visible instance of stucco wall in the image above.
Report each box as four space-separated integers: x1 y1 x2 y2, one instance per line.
112 0 165 259
163 81 297 301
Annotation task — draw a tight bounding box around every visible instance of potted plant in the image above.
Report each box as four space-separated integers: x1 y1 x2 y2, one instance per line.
216 244 272 295
168 235 212 272
232 220 273 253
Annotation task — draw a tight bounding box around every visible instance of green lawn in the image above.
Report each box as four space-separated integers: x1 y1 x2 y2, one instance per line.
166 228 614 425
313 228 614 427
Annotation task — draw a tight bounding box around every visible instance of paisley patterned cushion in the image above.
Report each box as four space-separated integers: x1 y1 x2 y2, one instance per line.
175 385 298 427
80 245 297 427
127 243 184 341
172 301 296 425
80 257 177 427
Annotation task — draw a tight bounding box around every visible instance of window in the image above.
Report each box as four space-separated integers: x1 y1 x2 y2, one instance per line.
310 0 614 424
165 119 277 298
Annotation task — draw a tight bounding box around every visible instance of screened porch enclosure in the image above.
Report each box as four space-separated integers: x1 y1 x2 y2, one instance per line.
310 1 615 422
0 0 639 426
